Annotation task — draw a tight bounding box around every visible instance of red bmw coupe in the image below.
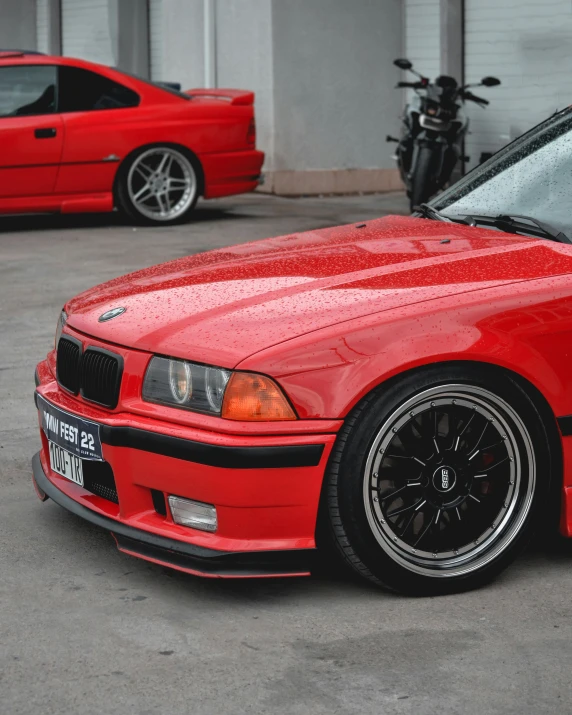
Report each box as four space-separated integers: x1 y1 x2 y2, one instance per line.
0 51 263 224
33 106 572 594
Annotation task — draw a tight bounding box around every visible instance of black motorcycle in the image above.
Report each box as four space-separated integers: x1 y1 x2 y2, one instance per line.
387 58 500 211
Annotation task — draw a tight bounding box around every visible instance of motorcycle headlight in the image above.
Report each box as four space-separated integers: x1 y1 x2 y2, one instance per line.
55 310 67 349
143 357 231 415
142 356 297 420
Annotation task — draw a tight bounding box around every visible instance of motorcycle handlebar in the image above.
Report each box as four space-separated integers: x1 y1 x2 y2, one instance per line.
395 82 491 106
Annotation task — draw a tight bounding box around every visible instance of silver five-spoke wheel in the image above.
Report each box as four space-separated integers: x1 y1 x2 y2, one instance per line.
118 146 199 225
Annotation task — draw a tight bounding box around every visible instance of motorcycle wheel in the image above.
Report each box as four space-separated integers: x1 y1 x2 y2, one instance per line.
410 146 438 211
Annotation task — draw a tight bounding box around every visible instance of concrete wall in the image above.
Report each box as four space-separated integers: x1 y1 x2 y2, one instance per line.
216 0 275 170
270 0 403 194
160 0 204 89
0 0 37 50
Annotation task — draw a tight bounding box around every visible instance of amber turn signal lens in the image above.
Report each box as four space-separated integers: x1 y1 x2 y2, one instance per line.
222 372 296 421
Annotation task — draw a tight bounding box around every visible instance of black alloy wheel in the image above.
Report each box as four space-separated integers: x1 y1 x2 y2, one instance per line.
323 364 554 595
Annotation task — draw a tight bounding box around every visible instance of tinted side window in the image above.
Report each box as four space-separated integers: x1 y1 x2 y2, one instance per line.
0 65 57 117
58 66 140 112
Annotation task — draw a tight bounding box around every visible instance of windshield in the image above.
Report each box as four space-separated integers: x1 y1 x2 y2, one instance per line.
432 108 572 235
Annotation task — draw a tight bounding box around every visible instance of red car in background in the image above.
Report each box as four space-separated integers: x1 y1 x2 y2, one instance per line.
0 50 264 224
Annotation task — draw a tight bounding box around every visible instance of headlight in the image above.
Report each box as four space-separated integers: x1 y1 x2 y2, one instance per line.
168 360 192 404
143 356 297 420
55 310 67 349
143 357 231 415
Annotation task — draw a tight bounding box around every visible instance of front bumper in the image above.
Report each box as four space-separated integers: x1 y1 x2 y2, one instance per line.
32 453 315 577
34 357 338 578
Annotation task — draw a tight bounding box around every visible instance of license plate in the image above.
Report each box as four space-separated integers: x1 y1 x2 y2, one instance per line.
37 393 103 461
49 441 84 486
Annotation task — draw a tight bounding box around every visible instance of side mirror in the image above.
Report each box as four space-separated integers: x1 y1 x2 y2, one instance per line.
394 58 413 71
481 76 501 87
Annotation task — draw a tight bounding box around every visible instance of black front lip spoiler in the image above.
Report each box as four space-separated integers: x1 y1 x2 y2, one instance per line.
32 452 315 577
34 391 325 469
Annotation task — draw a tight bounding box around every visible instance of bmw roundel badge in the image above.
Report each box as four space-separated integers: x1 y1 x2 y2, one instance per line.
98 307 126 322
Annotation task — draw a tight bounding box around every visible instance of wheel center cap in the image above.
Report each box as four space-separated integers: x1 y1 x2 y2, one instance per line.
432 465 457 493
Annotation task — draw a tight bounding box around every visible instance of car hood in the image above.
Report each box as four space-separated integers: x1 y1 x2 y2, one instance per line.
66 215 572 368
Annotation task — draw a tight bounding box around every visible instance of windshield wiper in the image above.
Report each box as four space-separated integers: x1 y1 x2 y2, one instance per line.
414 205 569 243
415 203 458 223
461 213 571 244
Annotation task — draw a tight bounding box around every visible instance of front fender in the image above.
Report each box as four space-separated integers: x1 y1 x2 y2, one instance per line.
240 275 572 539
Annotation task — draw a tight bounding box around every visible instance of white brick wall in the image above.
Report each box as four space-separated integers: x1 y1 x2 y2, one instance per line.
464 0 572 168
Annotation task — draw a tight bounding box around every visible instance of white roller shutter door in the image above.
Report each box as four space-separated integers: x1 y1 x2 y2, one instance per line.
36 0 50 53
61 0 115 66
149 0 163 81
464 0 572 168
404 0 440 82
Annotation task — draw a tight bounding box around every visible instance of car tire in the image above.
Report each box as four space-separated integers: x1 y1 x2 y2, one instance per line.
116 144 201 226
323 364 553 595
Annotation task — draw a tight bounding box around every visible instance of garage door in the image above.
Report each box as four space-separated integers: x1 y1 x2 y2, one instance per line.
36 0 50 53
404 0 440 83
464 0 572 168
149 0 163 80
61 0 115 66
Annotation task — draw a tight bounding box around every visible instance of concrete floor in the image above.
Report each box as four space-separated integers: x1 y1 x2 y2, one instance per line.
1 192 572 715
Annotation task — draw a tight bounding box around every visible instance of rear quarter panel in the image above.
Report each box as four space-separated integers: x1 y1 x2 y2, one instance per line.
57 98 254 195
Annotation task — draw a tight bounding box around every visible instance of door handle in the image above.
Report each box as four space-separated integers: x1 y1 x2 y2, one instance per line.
34 128 57 139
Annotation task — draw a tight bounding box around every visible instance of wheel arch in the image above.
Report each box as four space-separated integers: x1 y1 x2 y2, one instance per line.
112 141 206 205
267 310 568 424
349 358 561 429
